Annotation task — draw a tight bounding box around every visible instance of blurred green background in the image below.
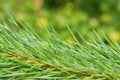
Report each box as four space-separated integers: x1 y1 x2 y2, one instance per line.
0 0 120 42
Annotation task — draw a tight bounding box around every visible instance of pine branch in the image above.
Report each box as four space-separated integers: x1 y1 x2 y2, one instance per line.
0 17 120 79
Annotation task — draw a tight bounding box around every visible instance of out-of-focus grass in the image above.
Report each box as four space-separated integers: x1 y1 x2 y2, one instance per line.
0 0 120 42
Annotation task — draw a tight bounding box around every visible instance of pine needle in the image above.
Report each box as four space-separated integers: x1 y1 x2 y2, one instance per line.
0 17 120 79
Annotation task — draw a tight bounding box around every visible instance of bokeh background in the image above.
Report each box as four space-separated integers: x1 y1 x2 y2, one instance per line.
0 0 120 42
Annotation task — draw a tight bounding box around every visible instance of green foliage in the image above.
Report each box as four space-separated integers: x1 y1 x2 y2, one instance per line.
0 17 120 79
0 0 120 41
